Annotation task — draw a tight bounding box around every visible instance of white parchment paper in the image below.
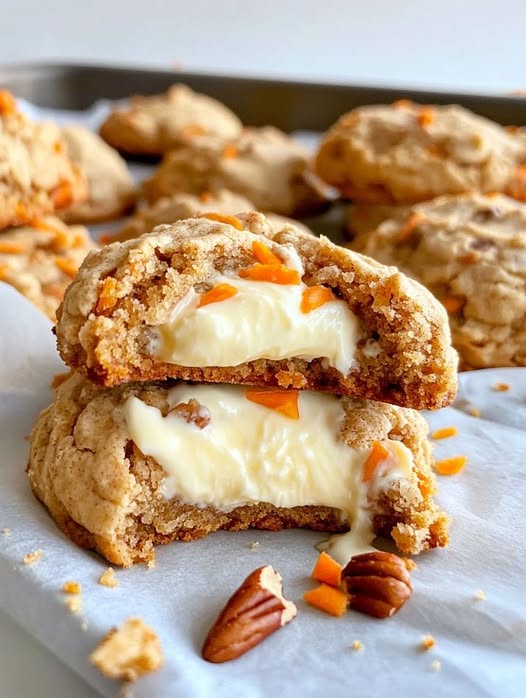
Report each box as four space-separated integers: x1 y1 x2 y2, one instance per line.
0 283 525 698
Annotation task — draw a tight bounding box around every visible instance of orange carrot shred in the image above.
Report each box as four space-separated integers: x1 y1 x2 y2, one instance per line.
397 212 424 243
222 145 238 159
0 89 17 115
199 212 244 230
301 285 335 313
493 382 510 392
252 240 281 265
52 181 74 209
418 108 435 127
239 263 300 285
96 277 119 313
199 191 213 202
431 426 458 440
435 455 467 476
54 257 78 278
0 264 8 280
246 388 299 419
198 283 238 308
29 218 70 249
0 241 28 254
362 441 390 482
304 584 348 617
311 552 343 588
441 296 464 314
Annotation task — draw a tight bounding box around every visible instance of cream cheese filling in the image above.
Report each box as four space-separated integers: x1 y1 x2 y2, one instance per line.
123 384 415 565
155 247 360 375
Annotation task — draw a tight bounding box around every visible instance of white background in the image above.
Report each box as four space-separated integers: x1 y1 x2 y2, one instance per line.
1 2 525 696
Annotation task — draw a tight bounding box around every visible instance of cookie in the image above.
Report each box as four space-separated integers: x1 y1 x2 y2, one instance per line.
316 101 526 204
349 193 526 369
143 127 330 217
55 212 457 409
0 217 96 320
99 83 242 156
346 204 409 240
105 190 313 243
60 126 136 224
0 90 87 230
28 372 449 566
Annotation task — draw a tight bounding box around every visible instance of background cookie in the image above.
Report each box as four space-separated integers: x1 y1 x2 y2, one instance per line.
316 101 525 204
350 193 526 369
99 83 243 156
60 126 136 224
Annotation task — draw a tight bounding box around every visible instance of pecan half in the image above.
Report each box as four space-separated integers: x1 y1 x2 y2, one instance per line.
168 398 210 429
202 565 297 663
342 551 412 619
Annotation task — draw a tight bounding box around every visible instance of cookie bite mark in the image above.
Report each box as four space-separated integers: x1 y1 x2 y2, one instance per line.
55 213 457 410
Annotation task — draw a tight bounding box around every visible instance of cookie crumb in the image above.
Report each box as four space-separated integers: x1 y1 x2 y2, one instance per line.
492 383 510 392
403 557 417 571
468 407 481 417
1 527 10 536
90 618 163 682
248 541 260 550
63 581 82 594
430 659 441 672
99 567 119 588
65 596 83 614
474 589 486 601
147 552 156 569
421 635 436 651
431 426 458 440
23 549 42 565
351 640 363 651
81 621 89 631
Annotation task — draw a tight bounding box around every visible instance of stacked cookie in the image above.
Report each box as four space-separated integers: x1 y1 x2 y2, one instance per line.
28 212 457 567
315 100 526 369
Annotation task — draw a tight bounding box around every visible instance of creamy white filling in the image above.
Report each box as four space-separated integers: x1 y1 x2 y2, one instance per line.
155 248 360 375
123 384 414 564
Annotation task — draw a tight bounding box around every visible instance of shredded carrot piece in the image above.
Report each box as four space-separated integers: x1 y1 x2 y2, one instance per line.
397 212 424 243
181 123 207 138
29 218 70 249
246 388 299 419
52 181 74 209
493 382 510 392
252 240 281 265
96 277 119 312
362 441 390 482
417 473 434 498
441 296 464 314
301 285 335 313
392 99 414 109
199 191 213 202
304 584 348 617
198 283 238 308
431 426 458 440
417 108 435 127
54 257 78 278
14 202 27 222
239 263 300 285
222 145 238 159
199 212 244 230
0 240 28 254
0 89 17 115
311 552 343 588
435 455 467 476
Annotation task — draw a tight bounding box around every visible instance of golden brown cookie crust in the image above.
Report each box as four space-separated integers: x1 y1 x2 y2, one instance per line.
349 193 526 369
99 83 242 156
316 102 525 204
0 99 87 229
143 127 330 217
60 126 136 224
27 372 449 567
0 217 96 320
55 212 457 409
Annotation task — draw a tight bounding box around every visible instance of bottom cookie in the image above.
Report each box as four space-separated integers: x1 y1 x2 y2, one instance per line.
28 373 449 566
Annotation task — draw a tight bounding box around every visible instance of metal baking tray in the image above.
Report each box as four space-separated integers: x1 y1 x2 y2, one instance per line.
2 62 526 131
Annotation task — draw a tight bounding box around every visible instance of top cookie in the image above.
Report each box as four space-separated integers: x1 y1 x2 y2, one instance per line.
99 84 243 156
0 90 87 230
316 101 526 204
350 193 526 369
55 212 457 409
60 126 136 224
143 126 330 217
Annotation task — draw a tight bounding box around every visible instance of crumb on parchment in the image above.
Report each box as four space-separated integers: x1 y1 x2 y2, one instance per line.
90 618 163 682
421 635 436 651
23 549 42 565
65 596 83 614
474 589 487 601
63 581 82 594
430 659 441 672
351 640 363 651
2 528 10 536
99 567 119 588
